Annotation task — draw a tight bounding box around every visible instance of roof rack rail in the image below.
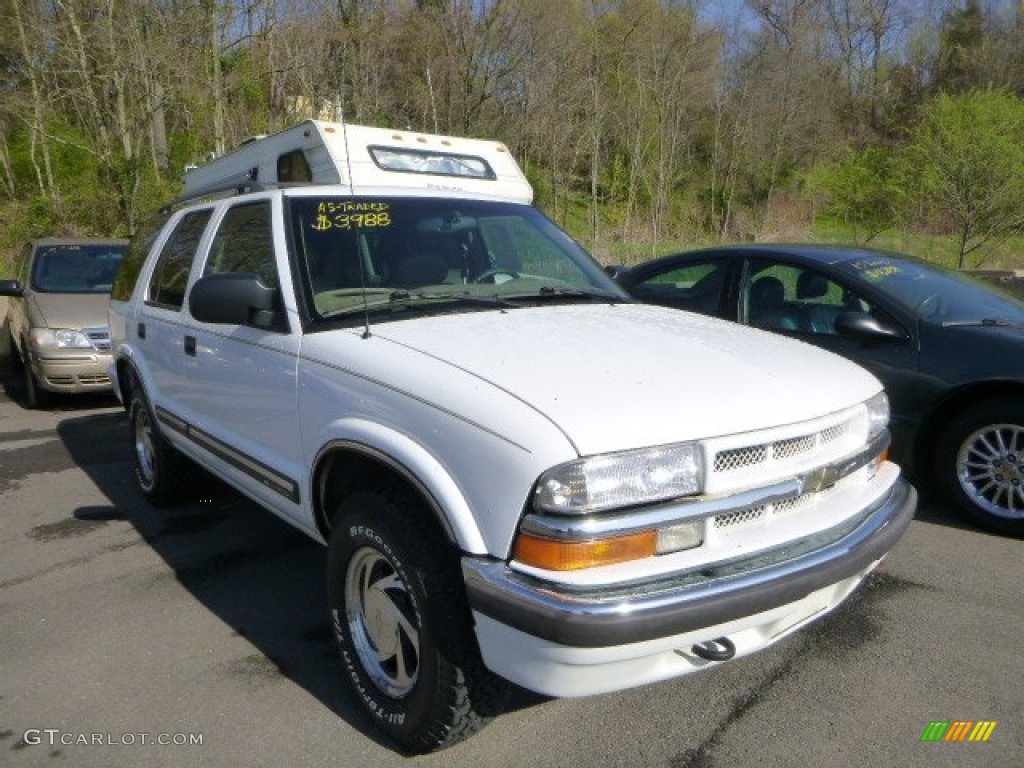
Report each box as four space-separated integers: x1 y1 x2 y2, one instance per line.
160 181 266 213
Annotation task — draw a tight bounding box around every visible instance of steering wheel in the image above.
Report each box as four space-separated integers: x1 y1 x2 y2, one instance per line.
472 268 520 284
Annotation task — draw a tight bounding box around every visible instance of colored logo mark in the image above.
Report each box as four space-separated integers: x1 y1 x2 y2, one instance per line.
920 721 996 742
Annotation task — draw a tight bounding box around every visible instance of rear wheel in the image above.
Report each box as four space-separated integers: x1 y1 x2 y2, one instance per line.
326 488 508 753
935 398 1024 537
129 391 192 505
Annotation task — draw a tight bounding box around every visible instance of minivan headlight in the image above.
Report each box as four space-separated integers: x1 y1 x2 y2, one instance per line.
30 327 93 349
534 443 703 514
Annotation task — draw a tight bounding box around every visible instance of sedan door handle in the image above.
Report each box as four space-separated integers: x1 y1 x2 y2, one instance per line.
184 335 196 356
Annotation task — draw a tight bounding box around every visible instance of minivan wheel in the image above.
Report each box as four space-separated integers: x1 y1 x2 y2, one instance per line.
129 391 190 505
326 488 508 753
936 398 1024 538
23 362 48 409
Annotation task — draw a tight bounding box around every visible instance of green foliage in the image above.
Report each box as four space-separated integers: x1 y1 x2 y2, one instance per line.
904 89 1024 268
806 148 905 243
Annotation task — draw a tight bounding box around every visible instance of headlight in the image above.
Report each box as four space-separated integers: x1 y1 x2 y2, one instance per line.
866 391 890 439
30 328 93 349
534 443 703 514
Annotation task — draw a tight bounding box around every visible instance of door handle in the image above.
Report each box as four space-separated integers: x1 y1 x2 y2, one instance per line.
184 335 196 356
137 322 146 340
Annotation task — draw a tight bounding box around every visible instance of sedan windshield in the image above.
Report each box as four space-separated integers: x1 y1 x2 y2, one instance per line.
837 254 1024 325
288 195 625 320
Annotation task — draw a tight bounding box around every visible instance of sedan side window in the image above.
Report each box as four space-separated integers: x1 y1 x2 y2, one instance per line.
630 260 729 315
743 259 881 336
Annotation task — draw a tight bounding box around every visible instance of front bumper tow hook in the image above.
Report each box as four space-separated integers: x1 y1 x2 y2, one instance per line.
691 637 736 662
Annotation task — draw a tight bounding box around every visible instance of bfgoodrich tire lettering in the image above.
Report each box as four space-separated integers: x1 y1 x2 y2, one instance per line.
326 488 508 753
936 397 1024 538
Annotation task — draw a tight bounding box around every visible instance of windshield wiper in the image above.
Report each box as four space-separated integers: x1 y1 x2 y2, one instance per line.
525 286 626 302
941 318 1022 328
387 290 521 309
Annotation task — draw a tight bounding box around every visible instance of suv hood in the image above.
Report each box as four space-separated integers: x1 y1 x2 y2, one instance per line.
369 303 881 455
29 292 111 331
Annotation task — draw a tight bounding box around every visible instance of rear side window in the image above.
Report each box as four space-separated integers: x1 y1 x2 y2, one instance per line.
112 212 171 302
146 209 212 310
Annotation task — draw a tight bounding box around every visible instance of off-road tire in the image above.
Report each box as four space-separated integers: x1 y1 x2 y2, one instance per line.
326 487 509 753
128 390 194 506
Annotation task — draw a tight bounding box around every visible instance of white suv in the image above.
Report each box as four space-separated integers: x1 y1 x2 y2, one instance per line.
108 126 915 753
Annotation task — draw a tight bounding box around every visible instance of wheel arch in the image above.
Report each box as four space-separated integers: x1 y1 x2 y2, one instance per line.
914 379 1024 475
114 356 143 409
312 438 485 554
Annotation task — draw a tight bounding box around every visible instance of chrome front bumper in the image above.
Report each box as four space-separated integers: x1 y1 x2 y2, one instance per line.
463 478 916 649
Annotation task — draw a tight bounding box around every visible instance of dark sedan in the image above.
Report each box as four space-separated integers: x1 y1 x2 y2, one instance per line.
615 244 1024 537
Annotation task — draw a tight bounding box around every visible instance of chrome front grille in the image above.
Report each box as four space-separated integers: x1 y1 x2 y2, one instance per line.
713 418 855 475
83 326 111 351
701 408 866 498
714 485 834 529
715 445 768 472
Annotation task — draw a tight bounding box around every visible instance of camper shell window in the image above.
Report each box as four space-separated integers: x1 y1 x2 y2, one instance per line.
368 146 496 180
278 150 312 183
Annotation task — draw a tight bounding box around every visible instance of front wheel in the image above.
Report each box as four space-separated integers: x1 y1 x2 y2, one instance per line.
326 488 508 753
935 398 1024 537
23 361 49 409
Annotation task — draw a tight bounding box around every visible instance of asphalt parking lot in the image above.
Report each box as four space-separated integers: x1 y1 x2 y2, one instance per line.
0 364 1020 767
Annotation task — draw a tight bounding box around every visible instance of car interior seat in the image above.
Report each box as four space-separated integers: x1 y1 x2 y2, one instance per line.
796 271 837 333
748 276 798 331
395 253 449 287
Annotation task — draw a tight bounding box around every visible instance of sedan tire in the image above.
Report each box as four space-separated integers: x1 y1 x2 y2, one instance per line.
936 398 1024 538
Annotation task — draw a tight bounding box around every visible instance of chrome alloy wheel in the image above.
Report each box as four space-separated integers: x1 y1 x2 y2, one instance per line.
345 547 420 698
133 406 156 489
957 423 1024 520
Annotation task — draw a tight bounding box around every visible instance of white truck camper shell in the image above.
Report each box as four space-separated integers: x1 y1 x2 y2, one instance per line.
179 120 533 204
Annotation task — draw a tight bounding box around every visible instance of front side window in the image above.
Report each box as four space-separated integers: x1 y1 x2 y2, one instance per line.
204 201 278 288
742 259 880 335
147 209 212 310
289 196 624 322
31 243 128 294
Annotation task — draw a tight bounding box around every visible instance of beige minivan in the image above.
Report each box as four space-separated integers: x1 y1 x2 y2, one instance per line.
1 237 127 407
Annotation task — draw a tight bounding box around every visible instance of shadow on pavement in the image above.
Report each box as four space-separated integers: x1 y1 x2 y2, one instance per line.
53 410 400 750
54 409 544 752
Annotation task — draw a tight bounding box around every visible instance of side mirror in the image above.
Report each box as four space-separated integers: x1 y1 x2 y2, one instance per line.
189 273 282 329
0 279 24 297
835 311 906 341
604 264 628 280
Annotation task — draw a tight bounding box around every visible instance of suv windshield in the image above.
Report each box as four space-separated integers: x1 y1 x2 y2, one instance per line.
31 244 127 294
288 195 625 320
